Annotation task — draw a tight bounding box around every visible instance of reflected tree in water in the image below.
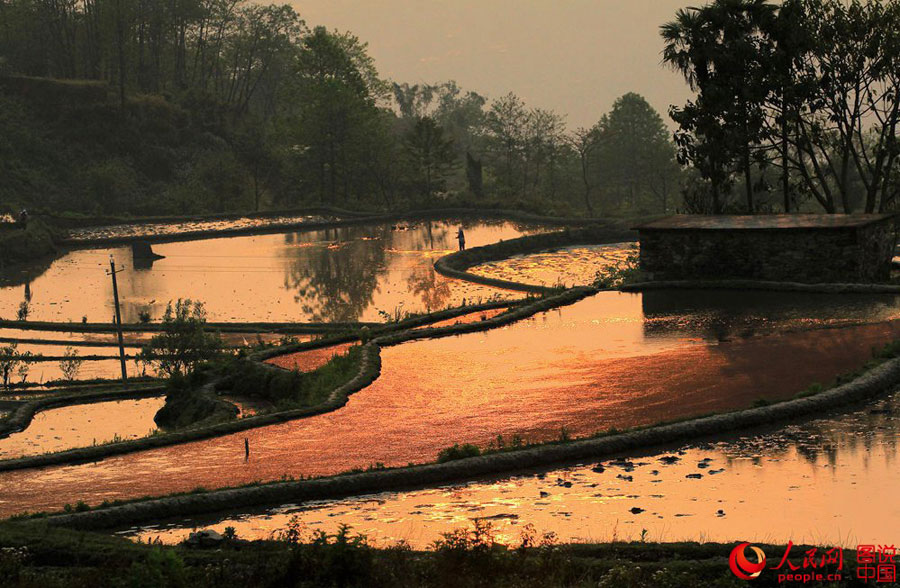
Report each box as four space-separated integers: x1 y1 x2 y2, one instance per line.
282 226 391 323
406 265 452 313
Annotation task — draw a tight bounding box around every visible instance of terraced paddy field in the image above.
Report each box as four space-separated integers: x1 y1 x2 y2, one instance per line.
127 386 900 549
64 213 339 242
3 217 900 561
0 220 537 324
1 289 898 518
469 242 637 287
0 396 164 459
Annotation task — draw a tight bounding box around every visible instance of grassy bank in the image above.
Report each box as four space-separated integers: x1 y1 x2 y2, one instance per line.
0 220 58 267
0 519 861 587
226 346 364 411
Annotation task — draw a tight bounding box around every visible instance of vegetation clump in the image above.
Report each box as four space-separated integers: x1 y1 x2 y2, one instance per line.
58 347 84 382
593 249 643 289
437 443 482 462
138 299 229 429
0 518 862 587
0 343 33 390
138 299 224 378
228 346 363 410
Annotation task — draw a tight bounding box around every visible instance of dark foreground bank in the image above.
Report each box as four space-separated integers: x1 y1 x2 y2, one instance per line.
0 520 878 588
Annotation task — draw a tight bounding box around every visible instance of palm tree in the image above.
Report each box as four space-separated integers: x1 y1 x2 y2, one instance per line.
661 7 709 90
661 0 778 214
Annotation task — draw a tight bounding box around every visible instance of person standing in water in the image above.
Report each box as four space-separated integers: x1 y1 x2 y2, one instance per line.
244 438 250 461
457 227 466 250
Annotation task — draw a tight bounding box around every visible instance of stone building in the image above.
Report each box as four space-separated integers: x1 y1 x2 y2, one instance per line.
633 214 897 283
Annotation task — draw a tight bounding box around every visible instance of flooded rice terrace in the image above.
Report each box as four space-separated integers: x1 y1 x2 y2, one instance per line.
129 388 900 548
0 219 536 324
469 242 637 287
1 289 899 517
1 332 293 383
64 213 339 241
0 397 164 459
2 217 900 550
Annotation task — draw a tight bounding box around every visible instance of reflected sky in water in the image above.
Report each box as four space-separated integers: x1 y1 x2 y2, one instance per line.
0 397 164 459
0 220 536 324
1 290 899 517
128 388 900 548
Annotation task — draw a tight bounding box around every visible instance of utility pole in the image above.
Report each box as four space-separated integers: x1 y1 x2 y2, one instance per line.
107 255 128 382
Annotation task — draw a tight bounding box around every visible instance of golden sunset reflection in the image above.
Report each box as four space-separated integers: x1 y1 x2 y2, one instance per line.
127 388 900 549
265 343 355 372
0 397 164 459
469 243 637 287
0 220 535 324
0 290 898 518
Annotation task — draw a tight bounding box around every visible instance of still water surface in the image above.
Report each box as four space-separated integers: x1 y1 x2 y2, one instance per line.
0 397 164 459
0 289 897 517
0 220 535 324
128 388 900 548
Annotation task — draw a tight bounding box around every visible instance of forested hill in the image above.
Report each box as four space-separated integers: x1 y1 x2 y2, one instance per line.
0 1 681 220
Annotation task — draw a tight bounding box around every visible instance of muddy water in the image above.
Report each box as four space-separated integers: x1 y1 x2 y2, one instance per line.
265 344 355 373
0 220 535 324
0 397 165 459
65 214 338 241
0 290 898 517
129 390 900 548
469 243 637 287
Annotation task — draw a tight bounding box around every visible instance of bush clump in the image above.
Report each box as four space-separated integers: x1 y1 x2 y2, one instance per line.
437 443 482 463
228 346 362 409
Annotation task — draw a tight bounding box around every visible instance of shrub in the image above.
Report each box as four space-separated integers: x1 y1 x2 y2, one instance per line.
0 343 33 389
16 301 29 321
59 346 84 381
593 248 643 288
126 548 188 588
138 299 223 378
280 524 374 587
437 443 481 462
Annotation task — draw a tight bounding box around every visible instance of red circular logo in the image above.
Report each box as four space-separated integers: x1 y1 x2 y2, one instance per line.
729 542 767 580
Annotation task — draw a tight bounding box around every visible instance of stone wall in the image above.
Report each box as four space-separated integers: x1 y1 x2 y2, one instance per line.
638 224 895 283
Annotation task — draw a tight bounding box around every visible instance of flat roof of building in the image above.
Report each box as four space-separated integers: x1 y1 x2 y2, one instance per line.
633 214 896 231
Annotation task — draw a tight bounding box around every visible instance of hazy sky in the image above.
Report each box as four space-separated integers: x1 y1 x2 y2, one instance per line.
290 1 695 129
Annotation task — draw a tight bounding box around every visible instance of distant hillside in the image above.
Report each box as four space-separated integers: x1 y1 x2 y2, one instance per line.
0 76 267 219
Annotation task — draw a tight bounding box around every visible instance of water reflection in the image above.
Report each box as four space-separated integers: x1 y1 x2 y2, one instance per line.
0 291 897 517
0 397 164 459
469 243 636 287
126 389 900 548
66 214 339 241
0 220 535 324
641 289 900 341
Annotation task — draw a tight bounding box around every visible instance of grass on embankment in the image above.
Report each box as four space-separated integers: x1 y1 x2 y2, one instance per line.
0 219 58 267
227 345 363 411
0 518 858 587
152 347 364 431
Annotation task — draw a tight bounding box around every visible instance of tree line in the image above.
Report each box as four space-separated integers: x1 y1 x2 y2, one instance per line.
0 0 681 218
662 0 900 214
